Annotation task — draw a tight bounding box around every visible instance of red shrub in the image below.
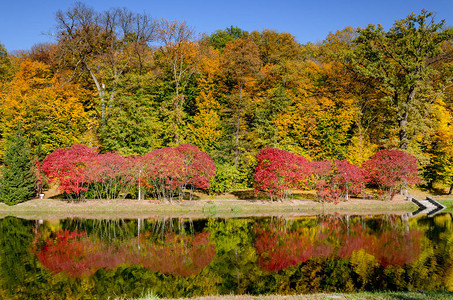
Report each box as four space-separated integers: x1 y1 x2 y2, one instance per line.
254 147 311 200
85 152 137 200
314 160 367 203
142 147 185 201
363 149 420 200
142 144 216 201
175 144 216 191
41 144 98 199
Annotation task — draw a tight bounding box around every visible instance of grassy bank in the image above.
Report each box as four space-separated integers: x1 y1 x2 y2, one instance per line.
435 195 453 213
4 187 451 220
130 291 453 300
0 197 417 219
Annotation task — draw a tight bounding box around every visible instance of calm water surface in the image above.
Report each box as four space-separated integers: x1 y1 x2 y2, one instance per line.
1 214 453 299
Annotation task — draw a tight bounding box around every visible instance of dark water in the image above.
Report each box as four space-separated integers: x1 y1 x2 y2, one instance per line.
1 214 453 299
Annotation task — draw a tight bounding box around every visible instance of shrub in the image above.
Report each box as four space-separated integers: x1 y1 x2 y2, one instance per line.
85 152 137 200
42 144 216 202
313 160 367 203
41 144 97 200
254 147 311 201
363 149 420 200
141 144 216 202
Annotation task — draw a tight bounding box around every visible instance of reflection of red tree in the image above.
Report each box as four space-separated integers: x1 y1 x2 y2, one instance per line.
34 230 215 278
370 230 422 267
336 226 372 258
254 225 332 272
336 225 422 267
255 221 422 273
33 230 104 278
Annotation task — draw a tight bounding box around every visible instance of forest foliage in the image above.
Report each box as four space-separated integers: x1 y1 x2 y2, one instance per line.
0 4 452 197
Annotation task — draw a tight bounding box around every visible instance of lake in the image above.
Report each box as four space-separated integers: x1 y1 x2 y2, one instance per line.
1 213 452 299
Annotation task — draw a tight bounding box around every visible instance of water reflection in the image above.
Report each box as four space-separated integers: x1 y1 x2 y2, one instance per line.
254 217 422 273
33 218 215 278
0 214 452 299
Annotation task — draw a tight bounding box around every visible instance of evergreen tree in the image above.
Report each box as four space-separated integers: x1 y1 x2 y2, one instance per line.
0 133 36 205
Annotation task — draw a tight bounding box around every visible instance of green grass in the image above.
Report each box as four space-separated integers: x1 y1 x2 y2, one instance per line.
438 200 453 213
0 197 418 220
2 186 439 220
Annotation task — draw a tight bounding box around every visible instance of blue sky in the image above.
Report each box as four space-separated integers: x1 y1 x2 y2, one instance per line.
1 0 452 52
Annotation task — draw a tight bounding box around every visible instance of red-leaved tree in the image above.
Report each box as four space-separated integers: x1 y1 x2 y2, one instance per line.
141 145 216 202
254 147 311 201
313 160 367 203
363 149 420 200
41 144 215 202
41 144 98 200
142 147 186 202
85 152 137 200
175 144 217 199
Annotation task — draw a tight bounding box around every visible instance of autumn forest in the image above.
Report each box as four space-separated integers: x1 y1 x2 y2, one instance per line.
0 3 452 200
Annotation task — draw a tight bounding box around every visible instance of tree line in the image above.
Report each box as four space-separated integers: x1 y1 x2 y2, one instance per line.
0 3 452 194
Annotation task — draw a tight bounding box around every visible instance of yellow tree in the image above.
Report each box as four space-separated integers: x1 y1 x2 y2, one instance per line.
424 101 453 194
276 59 356 160
187 47 223 152
0 59 88 156
247 30 304 154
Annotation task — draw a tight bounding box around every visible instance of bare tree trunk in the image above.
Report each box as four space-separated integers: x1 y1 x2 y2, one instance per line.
399 111 408 150
399 88 415 150
84 60 106 123
234 80 243 167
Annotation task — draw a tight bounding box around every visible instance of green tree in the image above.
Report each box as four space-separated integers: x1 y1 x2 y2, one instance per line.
0 133 36 205
0 42 12 83
157 19 199 145
100 73 163 155
208 26 248 51
349 9 453 150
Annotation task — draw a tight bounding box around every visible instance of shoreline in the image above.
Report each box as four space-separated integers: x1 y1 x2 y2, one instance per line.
0 197 419 220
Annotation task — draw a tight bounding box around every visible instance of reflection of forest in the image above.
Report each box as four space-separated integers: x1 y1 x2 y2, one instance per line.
0 215 453 299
